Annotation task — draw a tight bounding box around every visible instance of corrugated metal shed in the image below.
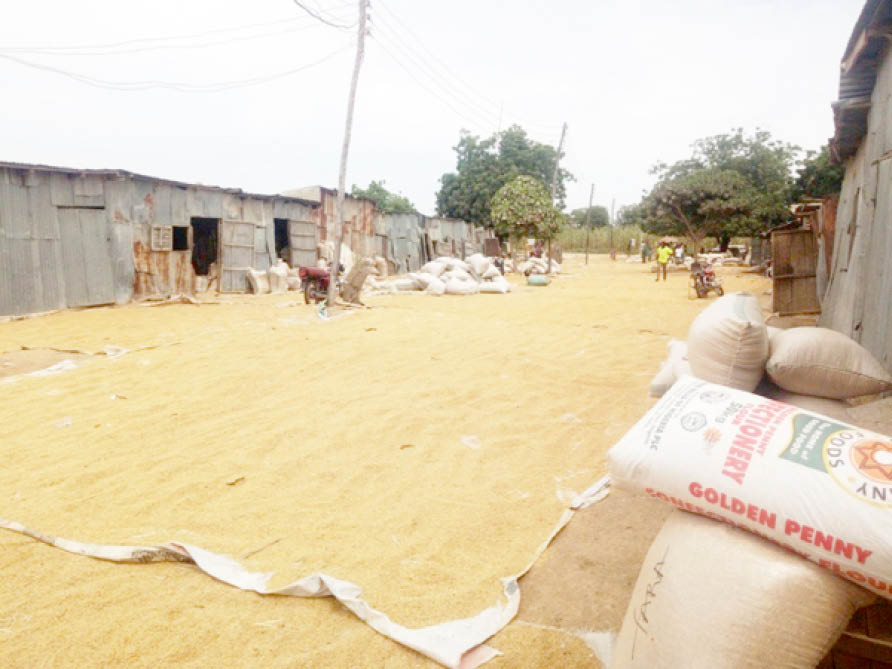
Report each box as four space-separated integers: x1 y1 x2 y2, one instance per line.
381 213 425 273
821 2 892 372
0 162 319 316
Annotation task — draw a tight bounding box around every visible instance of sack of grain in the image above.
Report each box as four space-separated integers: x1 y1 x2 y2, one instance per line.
420 261 446 277
609 375 892 600
478 277 512 294
444 277 479 295
687 292 768 391
408 272 435 290
268 261 289 294
766 327 892 399
482 265 501 280
613 510 875 668
441 268 472 282
468 253 491 277
247 269 270 294
425 277 446 295
760 387 852 423
286 276 300 292
373 256 388 278
392 278 420 292
649 340 691 397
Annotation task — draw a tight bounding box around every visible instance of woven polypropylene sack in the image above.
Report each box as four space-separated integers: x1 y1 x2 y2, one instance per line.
687 292 768 391
609 375 892 601
612 510 875 668
766 327 892 399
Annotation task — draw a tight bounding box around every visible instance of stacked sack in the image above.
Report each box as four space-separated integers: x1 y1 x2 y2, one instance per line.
513 256 561 275
371 254 512 296
247 259 302 295
648 292 892 417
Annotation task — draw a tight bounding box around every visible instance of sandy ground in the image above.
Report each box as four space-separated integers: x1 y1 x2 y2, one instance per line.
0 255 770 667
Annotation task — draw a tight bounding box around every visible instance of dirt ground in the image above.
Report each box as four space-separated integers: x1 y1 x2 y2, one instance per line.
0 254 770 667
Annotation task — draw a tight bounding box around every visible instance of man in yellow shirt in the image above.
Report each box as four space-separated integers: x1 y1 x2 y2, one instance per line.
655 242 673 281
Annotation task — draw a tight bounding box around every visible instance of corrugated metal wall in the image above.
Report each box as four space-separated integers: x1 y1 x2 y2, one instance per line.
0 167 120 317
821 49 892 373
381 213 425 273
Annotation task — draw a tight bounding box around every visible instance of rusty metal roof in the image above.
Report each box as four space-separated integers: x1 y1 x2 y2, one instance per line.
831 0 892 162
0 160 320 208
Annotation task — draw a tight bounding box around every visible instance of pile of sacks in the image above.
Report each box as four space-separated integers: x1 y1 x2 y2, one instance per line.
648 291 892 415
609 293 892 667
370 254 512 296
512 256 561 275
247 259 301 295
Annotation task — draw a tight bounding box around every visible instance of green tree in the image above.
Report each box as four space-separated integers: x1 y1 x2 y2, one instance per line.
791 146 844 201
435 125 573 225
490 175 566 241
570 205 609 228
639 168 760 247
615 204 643 227
637 128 799 249
351 180 416 214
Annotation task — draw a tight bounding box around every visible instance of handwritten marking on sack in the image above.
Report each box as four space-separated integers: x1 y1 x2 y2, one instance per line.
631 546 668 660
722 401 795 485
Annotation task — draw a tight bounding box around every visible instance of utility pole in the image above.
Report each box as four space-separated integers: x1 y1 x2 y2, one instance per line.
609 197 616 261
584 183 594 265
327 0 368 307
548 122 567 273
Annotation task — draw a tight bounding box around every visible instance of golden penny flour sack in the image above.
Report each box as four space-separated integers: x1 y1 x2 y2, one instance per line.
609 376 892 599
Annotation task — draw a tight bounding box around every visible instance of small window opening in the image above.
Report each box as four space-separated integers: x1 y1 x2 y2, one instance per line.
172 226 189 251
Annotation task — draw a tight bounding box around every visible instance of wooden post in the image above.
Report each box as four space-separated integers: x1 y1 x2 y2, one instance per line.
584 183 594 265
327 0 368 307
548 122 567 273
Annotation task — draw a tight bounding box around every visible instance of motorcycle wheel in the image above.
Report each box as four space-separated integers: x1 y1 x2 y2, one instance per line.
715 285 724 296
695 279 707 299
303 279 316 305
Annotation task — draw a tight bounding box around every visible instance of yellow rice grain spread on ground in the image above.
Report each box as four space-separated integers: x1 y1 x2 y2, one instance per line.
0 255 769 666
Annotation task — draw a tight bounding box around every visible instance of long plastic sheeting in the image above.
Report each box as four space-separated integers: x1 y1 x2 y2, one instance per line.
0 476 610 668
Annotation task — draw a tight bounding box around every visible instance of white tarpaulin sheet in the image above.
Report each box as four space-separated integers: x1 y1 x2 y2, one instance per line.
0 476 610 667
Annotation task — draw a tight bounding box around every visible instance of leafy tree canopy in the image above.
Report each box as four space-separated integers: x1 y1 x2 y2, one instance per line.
637 128 799 247
616 203 643 227
490 175 566 241
570 205 609 228
352 180 416 215
791 145 844 201
436 125 573 226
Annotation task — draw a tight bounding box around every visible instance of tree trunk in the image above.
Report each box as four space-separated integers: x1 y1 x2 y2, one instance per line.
719 234 731 252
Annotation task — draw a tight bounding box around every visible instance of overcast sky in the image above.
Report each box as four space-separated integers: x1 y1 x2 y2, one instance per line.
0 0 866 216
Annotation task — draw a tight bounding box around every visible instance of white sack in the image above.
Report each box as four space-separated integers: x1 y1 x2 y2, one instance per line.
649 339 691 397
374 256 388 278
441 268 472 282
425 277 446 295
268 261 289 294
286 276 300 292
247 269 270 294
408 272 436 290
420 261 446 277
444 278 479 295
478 277 512 294
392 278 421 292
481 265 501 280
613 510 874 668
687 292 768 391
767 326 892 399
468 253 491 277
339 243 355 275
609 375 892 601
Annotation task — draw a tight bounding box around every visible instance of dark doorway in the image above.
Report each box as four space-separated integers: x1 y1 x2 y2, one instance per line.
172 226 189 251
274 218 289 261
191 218 218 276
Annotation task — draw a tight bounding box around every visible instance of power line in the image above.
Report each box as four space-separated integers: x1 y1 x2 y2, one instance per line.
292 0 355 29
0 42 353 92
372 0 561 134
0 22 346 57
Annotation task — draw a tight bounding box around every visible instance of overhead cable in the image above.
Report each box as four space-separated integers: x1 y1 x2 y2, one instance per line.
292 0 356 29
0 42 353 92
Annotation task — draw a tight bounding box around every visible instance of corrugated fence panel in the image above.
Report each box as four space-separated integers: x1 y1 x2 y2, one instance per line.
38 238 65 311
58 209 91 307
0 232 11 316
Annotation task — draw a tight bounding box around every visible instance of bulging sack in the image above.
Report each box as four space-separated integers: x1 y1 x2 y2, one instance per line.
686 292 768 391
609 375 892 600
613 510 874 668
766 326 892 399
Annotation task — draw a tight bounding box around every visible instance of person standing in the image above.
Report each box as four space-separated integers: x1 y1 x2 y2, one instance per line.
641 240 651 264
656 242 672 281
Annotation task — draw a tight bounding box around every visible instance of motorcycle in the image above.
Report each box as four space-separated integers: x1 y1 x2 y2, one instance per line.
688 259 724 299
298 264 344 304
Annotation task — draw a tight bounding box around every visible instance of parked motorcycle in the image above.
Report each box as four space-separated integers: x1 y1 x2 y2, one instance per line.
688 259 724 299
298 264 343 304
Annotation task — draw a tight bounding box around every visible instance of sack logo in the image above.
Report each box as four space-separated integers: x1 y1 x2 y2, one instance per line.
780 414 892 507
